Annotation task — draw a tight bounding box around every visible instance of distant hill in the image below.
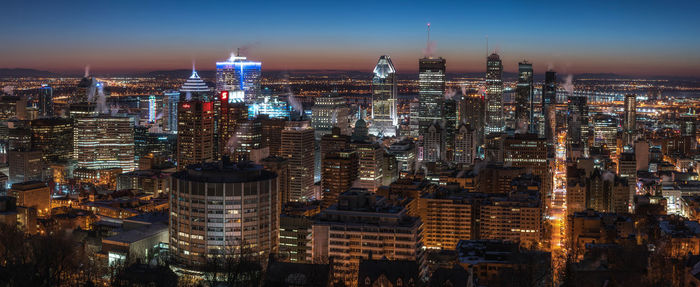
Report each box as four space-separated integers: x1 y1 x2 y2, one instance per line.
0 68 61 78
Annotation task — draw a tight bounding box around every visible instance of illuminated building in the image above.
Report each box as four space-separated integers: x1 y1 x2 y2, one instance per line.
542 71 557 154
280 120 315 201
177 70 214 169
38 84 53 117
321 150 358 209
414 190 474 250
456 240 551 286
217 90 249 159
9 181 50 216
423 121 444 163
623 94 637 145
585 169 629 213
351 141 384 192
387 139 416 175
311 93 350 140
30 117 73 162
567 96 589 150
73 76 95 104
485 53 504 134
248 96 291 119
311 190 425 286
0 96 27 120
408 99 420 138
514 61 534 132
116 170 170 196
138 94 164 128
73 167 122 190
568 210 635 260
453 123 476 165
503 134 550 200
418 57 446 134
459 93 485 146
169 160 278 269
370 55 398 137
74 116 135 172
231 118 266 163
163 90 180 133
215 53 261 102
8 150 43 184
443 99 458 160
320 126 351 158
592 114 619 154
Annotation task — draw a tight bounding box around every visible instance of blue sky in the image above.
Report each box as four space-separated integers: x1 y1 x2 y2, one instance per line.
1 0 699 76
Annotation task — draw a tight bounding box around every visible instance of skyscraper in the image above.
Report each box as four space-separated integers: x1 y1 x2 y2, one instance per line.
515 61 534 133
567 96 589 150
38 85 53 117
370 55 398 137
423 121 444 163
177 70 214 169
454 123 476 165
542 71 557 155
311 94 350 140
30 117 73 162
218 91 249 159
623 94 637 145
215 52 262 103
418 57 446 134
458 92 485 145
485 53 504 134
74 116 135 172
321 150 358 209
281 121 315 201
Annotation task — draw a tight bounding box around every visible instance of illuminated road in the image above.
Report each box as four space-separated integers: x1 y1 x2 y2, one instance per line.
551 130 568 285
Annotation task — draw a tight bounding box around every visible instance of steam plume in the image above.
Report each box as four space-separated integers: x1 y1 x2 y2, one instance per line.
84 65 90 78
563 74 574 96
3 86 14 96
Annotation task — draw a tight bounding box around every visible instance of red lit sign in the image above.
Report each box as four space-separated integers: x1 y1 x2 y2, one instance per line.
182 103 191 109
221 91 228 101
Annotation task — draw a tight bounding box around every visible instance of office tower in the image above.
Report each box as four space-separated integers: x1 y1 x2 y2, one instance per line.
387 139 416 175
454 123 476 165
423 121 444 163
261 156 289 206
484 133 505 163
0 96 27 120
8 126 31 152
218 91 249 159
503 134 550 201
321 150 358 209
169 161 278 268
618 150 637 204
138 94 164 128
281 121 315 201
248 95 291 119
177 100 214 169
38 85 53 117
414 191 474 250
74 116 135 172
231 119 265 163
351 141 384 192
30 117 73 162
567 96 589 149
443 98 458 160
311 94 350 140
369 55 398 137
514 61 534 132
73 76 95 104
177 70 214 169
592 114 619 154
408 99 420 139
215 52 262 102
163 90 180 133
311 190 424 286
8 150 43 184
485 53 504 134
542 71 557 154
260 115 286 157
459 92 485 145
418 57 446 134
321 126 351 160
623 94 637 145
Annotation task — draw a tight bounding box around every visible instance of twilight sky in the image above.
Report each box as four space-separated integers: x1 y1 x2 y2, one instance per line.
2 0 699 76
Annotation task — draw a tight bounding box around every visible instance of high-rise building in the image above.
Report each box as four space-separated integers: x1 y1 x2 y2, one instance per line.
215 53 262 102
260 115 286 157
515 61 534 132
311 94 350 140
9 181 50 216
38 85 53 117
321 150 358 209
418 57 446 134
163 91 180 133
387 139 416 175
585 170 629 213
623 94 637 145
177 100 214 170
30 117 73 162
459 92 485 146
351 141 384 192
177 70 214 169
280 121 315 201
320 126 351 158
443 98 458 160
231 118 266 163
485 53 504 134
217 91 249 159
454 123 476 165
73 76 95 104
370 55 398 137
311 190 425 285
423 121 444 163
8 150 43 184
74 116 135 172
169 160 278 269
261 156 289 206
567 96 589 150
503 134 550 201
592 114 619 154
542 71 557 155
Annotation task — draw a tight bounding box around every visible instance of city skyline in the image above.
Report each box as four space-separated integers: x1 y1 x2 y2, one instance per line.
2 0 700 76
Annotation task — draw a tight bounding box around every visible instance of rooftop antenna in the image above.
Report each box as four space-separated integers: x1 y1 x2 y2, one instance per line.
486 35 489 58
237 47 240 57
427 22 431 44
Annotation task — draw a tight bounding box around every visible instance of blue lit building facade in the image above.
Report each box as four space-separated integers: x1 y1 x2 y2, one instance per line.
248 96 291 119
216 54 262 103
